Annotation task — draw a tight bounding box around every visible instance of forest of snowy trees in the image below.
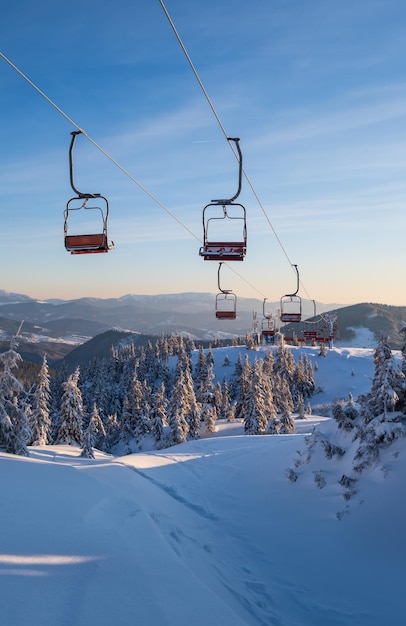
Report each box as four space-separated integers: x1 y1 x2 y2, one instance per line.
0 333 316 457
288 331 406 495
1 330 406 462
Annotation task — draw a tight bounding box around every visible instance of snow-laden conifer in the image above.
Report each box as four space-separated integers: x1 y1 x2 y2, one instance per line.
81 403 106 459
0 330 31 455
365 333 404 420
167 371 189 445
278 378 295 434
186 398 201 439
56 367 84 446
149 382 168 448
30 355 51 446
234 355 252 420
243 359 268 434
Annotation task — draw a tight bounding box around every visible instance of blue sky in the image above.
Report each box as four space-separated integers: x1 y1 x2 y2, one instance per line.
1 0 406 306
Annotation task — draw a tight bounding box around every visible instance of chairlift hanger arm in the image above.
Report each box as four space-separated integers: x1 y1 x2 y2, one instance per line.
211 137 242 205
218 262 231 294
69 130 100 199
284 264 300 297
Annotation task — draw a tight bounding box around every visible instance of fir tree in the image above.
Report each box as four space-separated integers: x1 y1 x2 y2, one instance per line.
222 354 231 367
366 334 404 419
149 382 168 448
56 367 84 446
228 353 243 401
201 402 217 434
243 359 268 435
0 332 31 456
167 371 189 445
296 392 305 419
81 403 106 459
186 398 201 439
30 355 51 446
319 341 327 357
219 379 233 421
104 413 121 452
278 378 295 433
234 355 252 420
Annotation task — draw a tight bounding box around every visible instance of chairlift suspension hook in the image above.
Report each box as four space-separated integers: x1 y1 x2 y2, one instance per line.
218 262 231 294
69 130 100 199
212 137 242 205
286 264 300 298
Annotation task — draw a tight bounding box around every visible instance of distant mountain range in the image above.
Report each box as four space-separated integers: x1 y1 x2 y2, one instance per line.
0 290 405 368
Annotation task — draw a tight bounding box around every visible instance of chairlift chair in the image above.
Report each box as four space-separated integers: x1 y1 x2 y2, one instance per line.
199 138 247 261
64 130 114 255
280 264 302 323
215 262 237 319
261 298 275 339
303 300 318 342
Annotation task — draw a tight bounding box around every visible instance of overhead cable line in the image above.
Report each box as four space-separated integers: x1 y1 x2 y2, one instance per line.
158 0 314 303
0 51 267 299
0 52 199 242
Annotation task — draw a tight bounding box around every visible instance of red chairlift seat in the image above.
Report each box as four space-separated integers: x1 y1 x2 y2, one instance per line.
201 240 246 261
216 309 237 320
304 330 318 339
65 233 109 254
280 311 302 323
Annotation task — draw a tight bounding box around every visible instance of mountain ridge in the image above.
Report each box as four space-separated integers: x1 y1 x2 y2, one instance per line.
0 291 405 368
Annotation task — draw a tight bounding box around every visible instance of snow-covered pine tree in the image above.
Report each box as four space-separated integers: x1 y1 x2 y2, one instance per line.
353 334 406 472
186 397 201 439
293 353 315 401
234 354 252 420
103 413 121 452
219 378 233 421
319 341 327 357
278 377 295 433
195 351 216 432
81 403 106 459
0 331 31 456
183 363 200 440
222 354 231 367
228 352 243 401
119 397 135 454
296 392 305 419
56 367 84 446
366 333 404 419
194 346 209 403
149 382 168 448
201 401 217 434
125 372 150 448
167 371 189 445
30 355 51 446
243 359 268 435
213 382 222 419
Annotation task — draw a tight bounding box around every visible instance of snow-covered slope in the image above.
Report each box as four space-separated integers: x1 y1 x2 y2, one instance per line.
0 346 404 626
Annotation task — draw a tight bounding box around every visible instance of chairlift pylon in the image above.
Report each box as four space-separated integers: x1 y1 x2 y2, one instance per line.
64 130 114 255
199 138 247 261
